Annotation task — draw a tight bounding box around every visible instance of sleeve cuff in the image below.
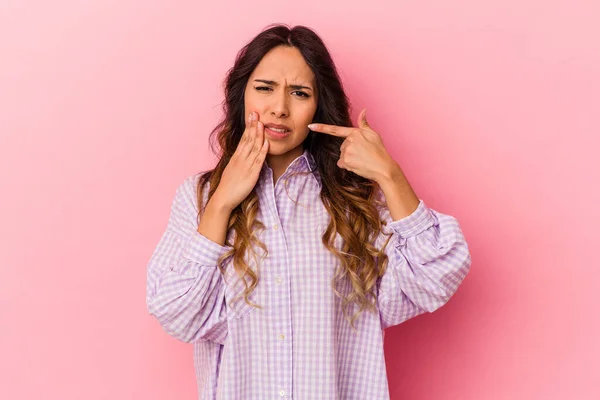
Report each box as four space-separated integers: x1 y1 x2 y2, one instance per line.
387 200 437 238
181 230 233 266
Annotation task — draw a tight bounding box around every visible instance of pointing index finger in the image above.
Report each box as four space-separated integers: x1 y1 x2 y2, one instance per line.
308 123 351 138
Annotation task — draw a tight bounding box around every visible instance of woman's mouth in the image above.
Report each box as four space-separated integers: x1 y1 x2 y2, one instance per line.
265 126 291 139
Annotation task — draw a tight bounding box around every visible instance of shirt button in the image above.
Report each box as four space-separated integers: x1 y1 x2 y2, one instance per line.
273 224 279 231
279 389 285 396
278 334 285 341
275 276 282 284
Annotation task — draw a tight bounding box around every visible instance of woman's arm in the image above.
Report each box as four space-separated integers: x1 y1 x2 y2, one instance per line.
375 197 472 329
308 110 471 327
146 175 232 344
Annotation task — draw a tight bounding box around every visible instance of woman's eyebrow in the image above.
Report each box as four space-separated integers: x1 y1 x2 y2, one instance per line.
254 79 313 91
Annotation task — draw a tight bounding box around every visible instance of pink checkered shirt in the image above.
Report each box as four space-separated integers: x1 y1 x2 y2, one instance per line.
146 148 471 399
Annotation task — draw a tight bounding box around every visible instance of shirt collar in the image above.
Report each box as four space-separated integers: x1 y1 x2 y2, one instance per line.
260 148 321 188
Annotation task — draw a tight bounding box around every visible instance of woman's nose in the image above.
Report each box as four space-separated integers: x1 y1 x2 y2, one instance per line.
270 91 289 118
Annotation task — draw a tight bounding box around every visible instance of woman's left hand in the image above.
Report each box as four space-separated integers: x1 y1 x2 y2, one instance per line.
308 109 399 183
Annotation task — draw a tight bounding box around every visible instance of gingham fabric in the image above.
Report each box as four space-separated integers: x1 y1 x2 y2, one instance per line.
146 148 471 399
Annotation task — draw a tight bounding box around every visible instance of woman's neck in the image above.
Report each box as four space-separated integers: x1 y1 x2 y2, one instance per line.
265 145 304 185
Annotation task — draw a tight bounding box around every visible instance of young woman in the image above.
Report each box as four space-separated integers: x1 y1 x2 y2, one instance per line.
146 24 471 400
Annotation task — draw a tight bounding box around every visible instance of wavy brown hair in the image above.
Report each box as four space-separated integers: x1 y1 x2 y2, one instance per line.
196 24 393 330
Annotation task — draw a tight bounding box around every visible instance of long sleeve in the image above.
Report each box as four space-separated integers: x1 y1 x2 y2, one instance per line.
146 174 232 344
376 199 472 329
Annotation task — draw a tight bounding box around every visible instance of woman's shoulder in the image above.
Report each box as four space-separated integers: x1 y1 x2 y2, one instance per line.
172 169 215 213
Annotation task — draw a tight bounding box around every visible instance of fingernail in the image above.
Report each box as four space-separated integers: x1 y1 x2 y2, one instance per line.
249 112 256 121
308 123 316 129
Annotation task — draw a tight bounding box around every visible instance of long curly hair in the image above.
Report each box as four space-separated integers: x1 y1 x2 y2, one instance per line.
196 24 393 330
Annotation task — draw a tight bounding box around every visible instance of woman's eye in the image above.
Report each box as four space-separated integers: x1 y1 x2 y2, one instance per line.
255 87 309 98
293 91 310 98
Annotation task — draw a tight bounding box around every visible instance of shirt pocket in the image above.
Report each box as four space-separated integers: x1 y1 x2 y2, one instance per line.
289 200 329 242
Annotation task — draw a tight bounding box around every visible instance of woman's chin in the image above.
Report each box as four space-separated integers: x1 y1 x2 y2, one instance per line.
265 143 285 155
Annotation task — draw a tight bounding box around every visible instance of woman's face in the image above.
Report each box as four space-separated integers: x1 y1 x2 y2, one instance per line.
244 45 318 159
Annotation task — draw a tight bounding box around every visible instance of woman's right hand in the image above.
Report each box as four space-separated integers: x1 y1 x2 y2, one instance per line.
211 111 269 212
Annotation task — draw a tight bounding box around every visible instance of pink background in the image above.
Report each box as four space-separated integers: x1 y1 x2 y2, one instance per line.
1 1 598 399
